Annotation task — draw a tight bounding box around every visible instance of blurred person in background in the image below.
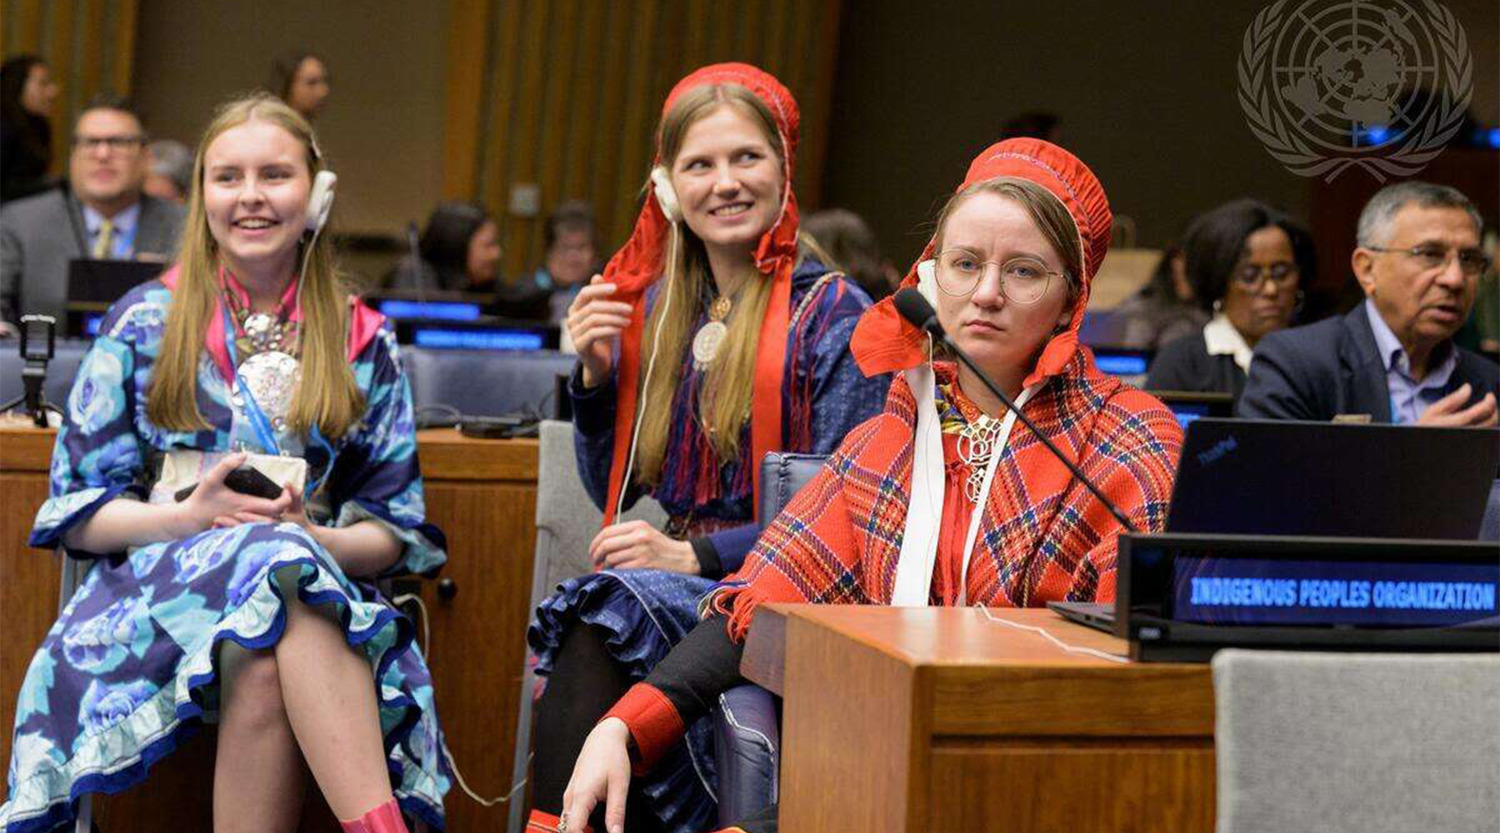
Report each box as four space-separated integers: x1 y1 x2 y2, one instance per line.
1111 244 1207 349
1 54 60 202
516 199 599 322
0 95 185 328
1239 182 1496 425
1146 199 1314 398
145 138 193 204
803 207 900 301
384 199 502 292
270 51 331 122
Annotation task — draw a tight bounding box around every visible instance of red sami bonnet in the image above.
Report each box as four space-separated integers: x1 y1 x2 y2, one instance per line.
849 137 1113 387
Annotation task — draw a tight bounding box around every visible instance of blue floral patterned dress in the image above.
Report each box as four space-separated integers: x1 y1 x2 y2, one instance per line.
1 280 451 832
528 260 891 831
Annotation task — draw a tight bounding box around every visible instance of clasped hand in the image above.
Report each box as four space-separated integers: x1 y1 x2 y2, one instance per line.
589 519 698 574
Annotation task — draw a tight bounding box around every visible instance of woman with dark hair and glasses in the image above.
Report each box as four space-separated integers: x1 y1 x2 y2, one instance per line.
1146 199 1316 398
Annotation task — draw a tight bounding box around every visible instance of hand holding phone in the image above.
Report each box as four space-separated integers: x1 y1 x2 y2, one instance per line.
172 453 292 533
174 465 284 502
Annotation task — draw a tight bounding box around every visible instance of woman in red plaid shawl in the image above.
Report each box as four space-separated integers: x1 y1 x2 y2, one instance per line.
545 139 1184 833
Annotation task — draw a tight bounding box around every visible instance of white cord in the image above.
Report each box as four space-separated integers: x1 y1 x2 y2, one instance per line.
615 222 678 518
392 590 531 807
976 604 1129 663
441 744 530 807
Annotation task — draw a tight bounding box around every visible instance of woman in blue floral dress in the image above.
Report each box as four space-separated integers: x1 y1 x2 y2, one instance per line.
2 94 448 833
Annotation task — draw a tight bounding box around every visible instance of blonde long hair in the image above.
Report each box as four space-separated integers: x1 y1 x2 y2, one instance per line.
148 94 362 439
631 84 788 488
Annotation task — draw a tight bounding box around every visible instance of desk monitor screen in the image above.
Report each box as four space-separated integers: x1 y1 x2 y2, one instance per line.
1123 534 1500 631
1153 391 1234 429
1168 418 1500 540
67 259 165 304
377 299 483 322
1090 346 1153 383
1172 554 1497 628
66 259 167 337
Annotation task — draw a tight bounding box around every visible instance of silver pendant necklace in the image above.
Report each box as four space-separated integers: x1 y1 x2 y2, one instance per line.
691 295 734 370
956 415 1004 503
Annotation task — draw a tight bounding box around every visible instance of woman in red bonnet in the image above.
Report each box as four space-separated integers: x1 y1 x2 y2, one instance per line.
552 139 1184 833
526 64 889 832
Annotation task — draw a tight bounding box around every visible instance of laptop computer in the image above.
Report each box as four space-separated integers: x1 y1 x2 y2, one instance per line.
1052 418 1500 631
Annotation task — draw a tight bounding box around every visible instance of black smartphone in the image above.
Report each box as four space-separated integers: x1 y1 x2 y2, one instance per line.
174 466 285 502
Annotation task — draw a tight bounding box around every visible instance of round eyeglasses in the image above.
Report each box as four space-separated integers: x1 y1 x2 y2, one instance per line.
1231 262 1300 292
932 249 1064 305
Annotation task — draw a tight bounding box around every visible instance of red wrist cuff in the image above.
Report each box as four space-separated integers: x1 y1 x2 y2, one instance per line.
526 809 593 833
602 683 685 775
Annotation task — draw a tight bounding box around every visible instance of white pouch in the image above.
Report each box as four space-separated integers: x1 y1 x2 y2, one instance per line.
149 449 309 506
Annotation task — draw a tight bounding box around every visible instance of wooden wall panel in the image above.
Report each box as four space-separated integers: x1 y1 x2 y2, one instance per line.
441 0 492 199
444 0 845 282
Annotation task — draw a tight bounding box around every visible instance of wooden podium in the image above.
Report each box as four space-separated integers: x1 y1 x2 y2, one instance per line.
742 605 1216 832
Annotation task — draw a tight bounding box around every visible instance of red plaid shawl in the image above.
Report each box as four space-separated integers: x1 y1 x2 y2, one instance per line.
706 352 1182 641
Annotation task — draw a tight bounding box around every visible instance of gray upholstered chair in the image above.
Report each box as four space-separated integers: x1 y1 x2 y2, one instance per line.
1480 479 1500 541
1212 649 1500 833
400 347 575 418
712 451 827 826
507 419 665 833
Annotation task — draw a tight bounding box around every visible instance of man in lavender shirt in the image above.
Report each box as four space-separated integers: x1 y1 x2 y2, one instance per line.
1237 181 1498 426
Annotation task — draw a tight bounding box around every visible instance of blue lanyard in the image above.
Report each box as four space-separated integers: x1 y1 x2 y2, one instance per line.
221 307 338 496
223 307 282 454
221 300 342 500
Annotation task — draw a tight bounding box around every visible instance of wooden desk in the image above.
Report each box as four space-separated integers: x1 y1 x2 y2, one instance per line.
0 425 538 830
744 605 1215 832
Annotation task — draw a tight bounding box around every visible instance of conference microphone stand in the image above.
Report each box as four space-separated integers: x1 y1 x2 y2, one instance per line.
892 287 1138 533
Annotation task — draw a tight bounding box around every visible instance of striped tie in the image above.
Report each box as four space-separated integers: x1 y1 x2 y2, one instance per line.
92 219 115 258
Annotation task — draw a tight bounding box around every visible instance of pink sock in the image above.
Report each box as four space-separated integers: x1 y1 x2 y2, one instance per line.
339 798 410 833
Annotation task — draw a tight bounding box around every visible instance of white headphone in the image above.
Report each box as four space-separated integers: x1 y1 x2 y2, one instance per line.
305 169 338 234
916 258 939 307
650 166 680 224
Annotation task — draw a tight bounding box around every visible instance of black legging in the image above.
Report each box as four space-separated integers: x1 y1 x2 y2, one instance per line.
531 622 660 832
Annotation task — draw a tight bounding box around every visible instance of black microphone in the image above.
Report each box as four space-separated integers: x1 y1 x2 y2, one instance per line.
406 221 428 306
893 287 1138 533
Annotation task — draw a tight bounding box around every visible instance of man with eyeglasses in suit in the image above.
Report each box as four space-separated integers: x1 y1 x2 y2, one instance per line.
1239 181 1497 426
0 94 184 333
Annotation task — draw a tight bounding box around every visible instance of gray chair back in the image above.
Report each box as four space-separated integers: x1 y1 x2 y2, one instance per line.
401 347 575 418
1212 649 1500 833
715 451 828 826
508 419 664 832
1480 479 1500 541
756 453 826 527
531 420 667 598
